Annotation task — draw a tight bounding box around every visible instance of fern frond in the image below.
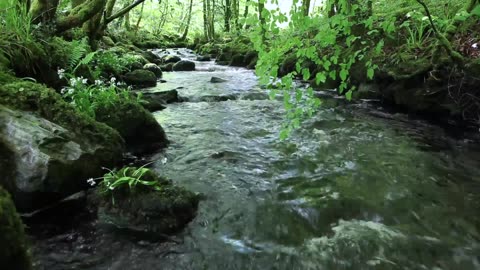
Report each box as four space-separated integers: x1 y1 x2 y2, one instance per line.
67 38 89 71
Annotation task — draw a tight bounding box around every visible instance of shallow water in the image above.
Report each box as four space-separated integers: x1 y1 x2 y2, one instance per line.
31 48 480 270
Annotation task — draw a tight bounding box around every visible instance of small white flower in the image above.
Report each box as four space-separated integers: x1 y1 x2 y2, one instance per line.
61 88 67 95
110 77 117 83
87 178 96 186
472 43 478 49
82 78 88 84
95 79 103 86
68 88 74 95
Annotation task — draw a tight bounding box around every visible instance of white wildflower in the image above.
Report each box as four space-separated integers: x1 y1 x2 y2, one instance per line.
95 79 103 86
110 77 117 83
57 68 65 79
82 78 88 84
68 88 74 95
87 178 96 186
60 88 67 95
472 43 478 49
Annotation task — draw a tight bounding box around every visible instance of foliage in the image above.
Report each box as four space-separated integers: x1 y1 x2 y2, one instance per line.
95 165 164 204
94 50 139 75
0 0 34 67
60 74 142 119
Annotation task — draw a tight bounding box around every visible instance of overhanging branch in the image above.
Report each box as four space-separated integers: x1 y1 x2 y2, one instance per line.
104 0 146 25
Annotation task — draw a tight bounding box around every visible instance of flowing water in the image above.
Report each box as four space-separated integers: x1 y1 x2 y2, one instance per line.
31 49 480 270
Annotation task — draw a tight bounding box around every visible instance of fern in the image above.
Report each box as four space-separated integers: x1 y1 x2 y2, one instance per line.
67 38 89 72
73 51 97 73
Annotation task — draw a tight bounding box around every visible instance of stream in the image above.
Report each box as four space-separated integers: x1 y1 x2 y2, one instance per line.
31 48 480 270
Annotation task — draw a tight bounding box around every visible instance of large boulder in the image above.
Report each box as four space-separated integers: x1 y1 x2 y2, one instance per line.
95 99 168 154
143 63 162 78
160 63 174 72
0 187 31 270
230 54 245 67
94 167 199 237
123 69 157 87
210 77 228 83
0 81 124 211
173 60 195 71
162 55 181 64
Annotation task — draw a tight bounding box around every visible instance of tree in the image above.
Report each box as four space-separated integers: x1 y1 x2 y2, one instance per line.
181 0 194 40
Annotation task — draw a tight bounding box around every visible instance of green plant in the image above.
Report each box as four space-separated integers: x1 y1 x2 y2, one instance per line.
400 12 433 50
60 76 142 118
0 0 34 66
94 51 139 75
94 165 163 204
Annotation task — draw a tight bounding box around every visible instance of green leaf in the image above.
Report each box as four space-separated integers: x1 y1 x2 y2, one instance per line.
315 72 327 84
367 68 375 80
340 69 348 81
472 5 480 17
345 90 353 101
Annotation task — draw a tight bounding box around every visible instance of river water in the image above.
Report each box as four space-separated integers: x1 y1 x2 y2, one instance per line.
31 49 480 270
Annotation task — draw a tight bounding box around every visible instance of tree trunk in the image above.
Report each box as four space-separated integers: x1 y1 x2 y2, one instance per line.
56 0 107 33
30 0 60 23
225 0 231 32
181 0 193 40
135 1 145 33
302 0 311 16
258 0 266 42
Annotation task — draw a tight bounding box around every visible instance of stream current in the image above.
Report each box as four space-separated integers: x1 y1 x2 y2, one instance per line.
31 48 480 270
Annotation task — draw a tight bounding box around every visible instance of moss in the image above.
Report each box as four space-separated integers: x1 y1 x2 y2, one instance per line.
0 187 31 270
96 167 199 235
0 81 124 154
94 99 167 152
0 71 17 84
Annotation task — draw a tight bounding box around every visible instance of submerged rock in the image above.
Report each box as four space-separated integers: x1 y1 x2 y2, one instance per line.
123 69 157 87
0 82 123 211
143 63 162 78
210 76 228 83
0 187 31 270
94 167 199 237
173 60 196 71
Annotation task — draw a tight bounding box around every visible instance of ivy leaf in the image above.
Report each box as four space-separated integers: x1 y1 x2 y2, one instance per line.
340 69 348 81
316 72 327 84
367 68 375 80
345 90 353 101
472 5 480 17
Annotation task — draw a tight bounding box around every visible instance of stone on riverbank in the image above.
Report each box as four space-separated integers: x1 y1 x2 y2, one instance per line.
94 167 199 237
95 99 168 154
123 69 157 87
143 63 163 78
0 81 124 211
140 90 184 112
210 77 228 83
162 55 181 64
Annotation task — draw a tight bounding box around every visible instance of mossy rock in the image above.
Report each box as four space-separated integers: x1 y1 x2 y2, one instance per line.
0 82 124 210
0 81 123 152
95 99 168 154
143 63 162 78
0 187 31 270
172 60 195 71
230 54 246 67
123 69 157 87
95 167 199 236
